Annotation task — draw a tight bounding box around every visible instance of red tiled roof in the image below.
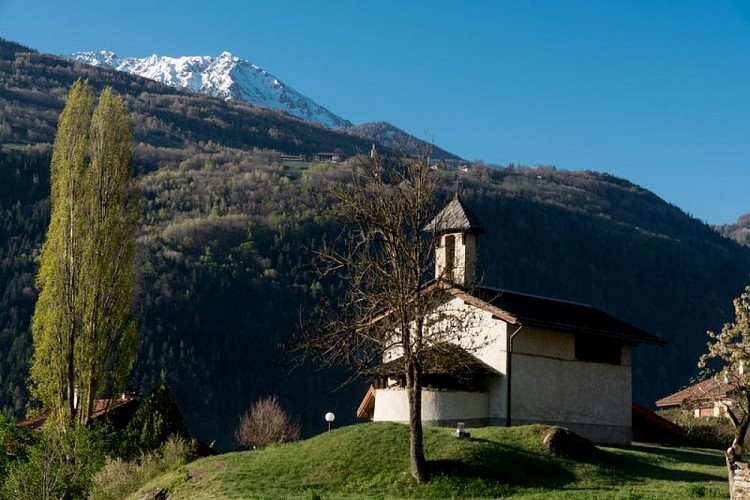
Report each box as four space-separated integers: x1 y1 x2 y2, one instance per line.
655 374 741 407
18 395 138 430
356 385 376 420
632 402 687 443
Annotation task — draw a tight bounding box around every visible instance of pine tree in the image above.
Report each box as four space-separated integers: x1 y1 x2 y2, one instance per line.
30 80 138 426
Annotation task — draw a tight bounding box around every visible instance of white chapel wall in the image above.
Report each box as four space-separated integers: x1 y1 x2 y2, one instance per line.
511 326 632 444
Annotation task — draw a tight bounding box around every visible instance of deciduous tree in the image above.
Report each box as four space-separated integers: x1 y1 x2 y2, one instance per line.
30 80 138 426
293 150 479 483
698 285 750 467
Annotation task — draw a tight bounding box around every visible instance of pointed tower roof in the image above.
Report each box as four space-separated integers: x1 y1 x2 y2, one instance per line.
424 195 488 235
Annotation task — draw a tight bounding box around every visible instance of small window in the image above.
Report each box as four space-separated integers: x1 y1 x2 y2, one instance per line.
574 335 622 365
698 406 714 417
444 235 455 281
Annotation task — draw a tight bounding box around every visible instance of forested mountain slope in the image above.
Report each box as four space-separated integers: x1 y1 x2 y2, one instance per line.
0 38 374 156
344 121 461 160
1 38 749 449
0 38 455 161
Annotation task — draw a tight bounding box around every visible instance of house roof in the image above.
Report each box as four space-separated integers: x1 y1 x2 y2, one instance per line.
452 285 665 346
364 343 501 377
356 385 376 419
631 402 687 443
423 195 488 235
18 394 139 431
655 373 743 407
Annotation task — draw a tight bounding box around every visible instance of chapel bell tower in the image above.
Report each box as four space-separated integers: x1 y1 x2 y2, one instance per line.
424 195 487 286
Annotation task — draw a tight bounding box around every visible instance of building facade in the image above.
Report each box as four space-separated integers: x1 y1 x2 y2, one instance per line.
357 196 665 444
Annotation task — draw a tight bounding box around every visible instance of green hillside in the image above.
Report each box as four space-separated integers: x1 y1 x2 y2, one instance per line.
1 37 750 450
123 423 727 499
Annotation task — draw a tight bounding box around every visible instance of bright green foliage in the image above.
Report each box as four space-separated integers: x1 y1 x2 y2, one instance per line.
118 384 190 459
2 423 106 500
30 79 94 424
0 415 34 481
30 79 138 426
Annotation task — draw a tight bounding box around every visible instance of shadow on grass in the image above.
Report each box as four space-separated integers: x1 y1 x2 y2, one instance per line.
428 438 576 488
635 444 726 467
604 444 726 484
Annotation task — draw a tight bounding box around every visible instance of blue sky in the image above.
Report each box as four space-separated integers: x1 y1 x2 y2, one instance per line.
1 1 748 224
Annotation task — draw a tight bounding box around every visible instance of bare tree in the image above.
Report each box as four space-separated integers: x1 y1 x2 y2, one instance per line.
292 149 482 483
234 395 300 450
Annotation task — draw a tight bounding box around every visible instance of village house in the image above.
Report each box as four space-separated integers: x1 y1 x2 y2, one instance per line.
19 391 139 431
655 369 747 418
313 152 341 162
357 196 665 445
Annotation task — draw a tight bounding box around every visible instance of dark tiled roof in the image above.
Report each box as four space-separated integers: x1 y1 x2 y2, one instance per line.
364 343 501 377
424 195 488 235
463 286 665 346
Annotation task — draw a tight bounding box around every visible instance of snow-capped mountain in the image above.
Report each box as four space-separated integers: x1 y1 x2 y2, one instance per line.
70 51 351 129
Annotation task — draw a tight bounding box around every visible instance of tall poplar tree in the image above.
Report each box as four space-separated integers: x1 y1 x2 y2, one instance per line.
30 80 138 426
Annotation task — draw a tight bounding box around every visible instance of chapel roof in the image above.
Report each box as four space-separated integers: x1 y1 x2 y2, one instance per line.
453 285 665 346
364 343 501 377
423 195 488 235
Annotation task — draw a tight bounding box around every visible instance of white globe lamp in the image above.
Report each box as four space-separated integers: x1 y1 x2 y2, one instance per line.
325 412 335 431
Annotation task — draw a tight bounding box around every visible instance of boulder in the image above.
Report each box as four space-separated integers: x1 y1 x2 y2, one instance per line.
541 426 609 464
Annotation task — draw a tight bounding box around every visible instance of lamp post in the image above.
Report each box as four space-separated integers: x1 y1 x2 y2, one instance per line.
325 412 335 431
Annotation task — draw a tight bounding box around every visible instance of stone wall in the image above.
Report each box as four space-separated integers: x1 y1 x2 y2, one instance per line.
730 460 750 499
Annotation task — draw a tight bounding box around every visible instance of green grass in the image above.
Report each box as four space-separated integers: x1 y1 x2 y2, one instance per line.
129 423 729 499
1 142 33 151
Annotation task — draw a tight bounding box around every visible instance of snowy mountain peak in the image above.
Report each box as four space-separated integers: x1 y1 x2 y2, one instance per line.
69 50 351 129
72 50 119 67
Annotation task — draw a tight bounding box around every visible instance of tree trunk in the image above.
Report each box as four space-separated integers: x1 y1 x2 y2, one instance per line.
729 416 750 464
406 360 428 483
67 326 76 425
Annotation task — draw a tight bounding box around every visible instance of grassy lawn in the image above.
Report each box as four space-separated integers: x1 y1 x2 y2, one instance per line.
130 423 728 499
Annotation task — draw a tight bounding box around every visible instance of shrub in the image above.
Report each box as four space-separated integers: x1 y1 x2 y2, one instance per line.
658 408 737 449
89 435 196 500
234 395 300 450
88 458 140 500
0 415 34 482
2 423 106 500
